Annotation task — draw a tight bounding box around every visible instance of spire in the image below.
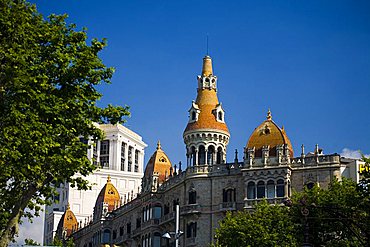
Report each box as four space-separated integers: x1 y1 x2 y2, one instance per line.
267 108 272 121
202 55 213 77
156 140 161 150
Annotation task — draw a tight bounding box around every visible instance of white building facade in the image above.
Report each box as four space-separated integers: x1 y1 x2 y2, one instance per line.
43 124 147 245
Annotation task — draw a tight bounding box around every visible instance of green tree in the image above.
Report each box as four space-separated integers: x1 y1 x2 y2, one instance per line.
24 238 40 246
0 0 129 245
213 200 299 247
291 178 370 246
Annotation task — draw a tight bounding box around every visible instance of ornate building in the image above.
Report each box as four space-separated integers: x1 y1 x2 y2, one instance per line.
43 124 147 245
55 55 361 247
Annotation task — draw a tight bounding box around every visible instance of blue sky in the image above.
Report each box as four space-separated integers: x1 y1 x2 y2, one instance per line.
17 0 370 242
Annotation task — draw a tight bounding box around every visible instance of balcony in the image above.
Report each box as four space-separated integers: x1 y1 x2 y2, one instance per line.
219 202 236 211
181 204 201 215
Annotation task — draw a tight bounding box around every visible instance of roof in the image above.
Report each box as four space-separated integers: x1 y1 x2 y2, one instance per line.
94 176 120 212
184 56 229 134
247 110 294 157
56 203 78 238
144 141 172 183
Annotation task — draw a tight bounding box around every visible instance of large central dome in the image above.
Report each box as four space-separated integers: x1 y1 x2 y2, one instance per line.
247 110 294 157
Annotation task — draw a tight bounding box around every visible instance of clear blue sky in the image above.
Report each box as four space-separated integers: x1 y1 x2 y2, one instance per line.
32 0 370 166
17 0 370 243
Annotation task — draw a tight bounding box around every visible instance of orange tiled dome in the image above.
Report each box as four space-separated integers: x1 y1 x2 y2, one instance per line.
184 56 229 134
144 141 172 183
56 203 78 238
247 110 294 157
94 176 120 212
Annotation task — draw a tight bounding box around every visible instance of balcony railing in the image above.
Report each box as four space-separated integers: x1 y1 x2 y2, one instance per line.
219 202 236 211
181 204 200 215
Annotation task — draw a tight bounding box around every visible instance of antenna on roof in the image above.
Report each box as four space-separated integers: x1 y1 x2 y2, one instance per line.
206 34 209 55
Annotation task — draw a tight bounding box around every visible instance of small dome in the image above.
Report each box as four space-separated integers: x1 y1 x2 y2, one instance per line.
247 110 294 157
94 176 120 213
56 203 78 238
144 141 172 183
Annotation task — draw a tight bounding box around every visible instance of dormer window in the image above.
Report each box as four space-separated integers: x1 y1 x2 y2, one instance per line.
218 111 223 121
188 101 200 123
191 112 196 121
213 104 225 123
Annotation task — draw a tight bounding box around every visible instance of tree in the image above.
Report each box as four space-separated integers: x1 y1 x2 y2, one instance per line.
213 200 299 247
24 238 40 246
0 0 129 245
290 178 370 246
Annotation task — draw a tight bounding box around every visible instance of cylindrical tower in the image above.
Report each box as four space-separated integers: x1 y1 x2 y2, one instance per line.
183 55 230 167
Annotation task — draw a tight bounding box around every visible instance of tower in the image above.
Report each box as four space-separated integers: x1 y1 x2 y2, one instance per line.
183 55 230 167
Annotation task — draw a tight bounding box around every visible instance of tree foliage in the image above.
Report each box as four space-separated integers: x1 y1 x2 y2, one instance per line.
290 178 369 246
213 200 299 247
214 178 370 247
0 0 129 245
24 238 40 246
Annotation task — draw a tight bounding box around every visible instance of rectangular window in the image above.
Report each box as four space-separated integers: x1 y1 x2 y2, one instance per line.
119 226 124 236
93 140 98 166
100 140 110 168
134 150 139 172
121 142 126 171
128 146 133 172
127 222 131 234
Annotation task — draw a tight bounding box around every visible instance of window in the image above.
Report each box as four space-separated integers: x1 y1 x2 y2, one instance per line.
153 232 161 247
207 146 215 165
247 182 256 199
112 230 117 240
164 204 170 215
216 147 222 164
153 205 162 219
189 190 197 204
276 179 285 197
223 188 235 202
121 142 126 171
93 140 98 166
102 229 111 244
100 140 110 168
135 150 139 172
173 199 179 211
186 222 197 238
119 226 124 236
128 146 133 172
257 181 265 198
136 217 141 228
218 111 223 121
127 222 131 234
191 111 196 121
191 147 196 166
198 145 206 165
267 180 275 198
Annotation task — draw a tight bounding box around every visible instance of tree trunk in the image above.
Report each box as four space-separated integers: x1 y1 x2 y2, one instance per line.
0 187 38 247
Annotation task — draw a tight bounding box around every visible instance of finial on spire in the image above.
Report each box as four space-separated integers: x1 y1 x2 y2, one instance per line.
66 202 70 211
202 55 213 77
267 108 272 120
156 140 161 150
107 175 111 183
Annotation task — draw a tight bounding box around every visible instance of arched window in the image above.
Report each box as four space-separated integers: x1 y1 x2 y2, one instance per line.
247 182 256 199
267 180 275 198
153 232 161 247
186 222 197 238
191 147 196 166
257 181 265 198
102 229 111 244
198 145 206 165
216 147 223 164
189 190 197 204
276 179 285 197
223 188 235 202
207 146 215 165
